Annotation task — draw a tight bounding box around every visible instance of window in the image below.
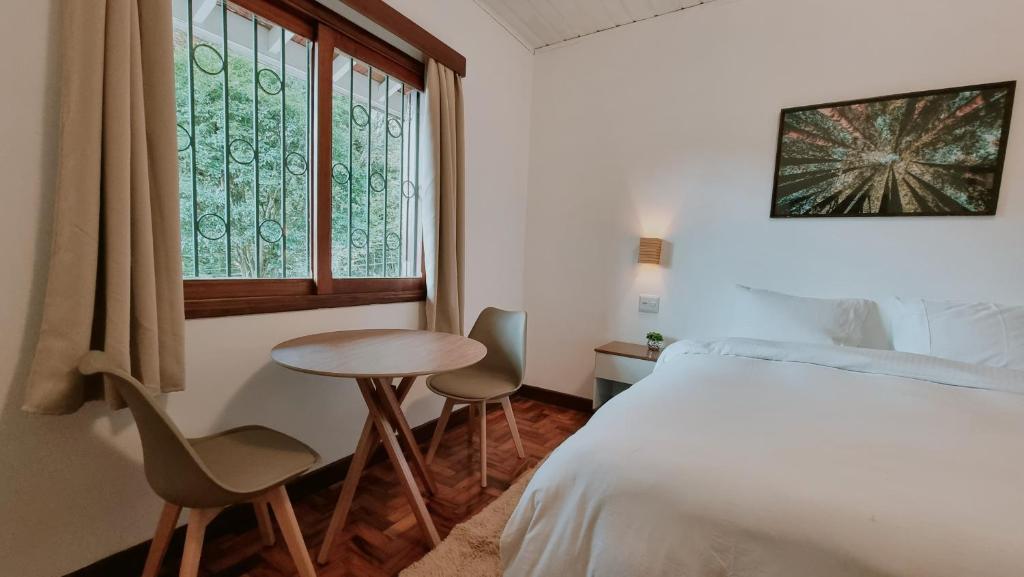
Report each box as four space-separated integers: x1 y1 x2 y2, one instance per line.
173 1 314 280
172 0 425 317
329 52 422 279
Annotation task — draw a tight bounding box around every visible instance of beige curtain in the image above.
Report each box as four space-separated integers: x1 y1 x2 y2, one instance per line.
422 59 466 335
22 0 185 414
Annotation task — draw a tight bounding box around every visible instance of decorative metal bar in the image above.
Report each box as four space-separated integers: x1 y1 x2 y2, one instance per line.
221 1 231 276
404 88 413 277
366 66 372 277
398 84 405 277
407 90 415 276
347 56 354 277
279 26 287 277
252 18 261 276
305 41 312 278
383 76 389 276
413 91 420 277
187 0 199 277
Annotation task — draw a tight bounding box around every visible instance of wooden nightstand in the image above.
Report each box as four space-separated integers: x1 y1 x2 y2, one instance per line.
593 341 660 409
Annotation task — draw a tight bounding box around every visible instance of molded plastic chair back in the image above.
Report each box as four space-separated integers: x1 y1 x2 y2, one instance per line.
78 352 237 508
468 307 527 386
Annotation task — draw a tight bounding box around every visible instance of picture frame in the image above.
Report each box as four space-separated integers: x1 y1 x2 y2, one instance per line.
770 81 1016 218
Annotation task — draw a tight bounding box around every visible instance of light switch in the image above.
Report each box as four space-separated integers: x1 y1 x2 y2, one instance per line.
639 294 660 314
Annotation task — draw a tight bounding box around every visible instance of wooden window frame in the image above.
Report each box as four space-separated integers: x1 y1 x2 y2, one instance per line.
183 0 461 319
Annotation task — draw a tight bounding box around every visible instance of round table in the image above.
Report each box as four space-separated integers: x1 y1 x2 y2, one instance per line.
271 329 486 562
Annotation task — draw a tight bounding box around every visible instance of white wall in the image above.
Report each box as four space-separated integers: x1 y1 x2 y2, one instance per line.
9 0 1024 572
523 0 1024 397
0 0 532 574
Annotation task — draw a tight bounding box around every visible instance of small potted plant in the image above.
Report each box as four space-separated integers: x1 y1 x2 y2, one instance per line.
645 331 664 352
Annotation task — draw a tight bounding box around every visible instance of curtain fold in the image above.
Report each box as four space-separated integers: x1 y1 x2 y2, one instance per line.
22 0 185 414
422 59 466 336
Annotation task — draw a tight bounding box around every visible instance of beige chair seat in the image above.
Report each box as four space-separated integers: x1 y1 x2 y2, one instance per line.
427 368 520 401
425 307 528 488
190 425 320 496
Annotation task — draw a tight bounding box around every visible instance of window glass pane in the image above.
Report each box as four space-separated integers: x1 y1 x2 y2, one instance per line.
172 0 312 279
331 49 421 278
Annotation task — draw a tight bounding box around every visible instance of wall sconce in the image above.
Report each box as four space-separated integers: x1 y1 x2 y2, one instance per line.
638 237 663 265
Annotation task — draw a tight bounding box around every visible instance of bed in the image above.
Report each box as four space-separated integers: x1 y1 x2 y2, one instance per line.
500 338 1024 577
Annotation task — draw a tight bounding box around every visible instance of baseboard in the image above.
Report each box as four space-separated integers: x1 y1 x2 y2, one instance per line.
518 384 594 413
65 406 471 577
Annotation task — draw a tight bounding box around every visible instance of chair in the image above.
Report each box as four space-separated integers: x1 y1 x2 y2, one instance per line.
78 352 320 577
425 307 527 487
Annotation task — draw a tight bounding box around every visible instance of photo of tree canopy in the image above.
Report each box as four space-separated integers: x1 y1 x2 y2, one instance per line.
772 82 1015 217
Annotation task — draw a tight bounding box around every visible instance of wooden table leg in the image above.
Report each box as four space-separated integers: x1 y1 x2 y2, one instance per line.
394 375 416 400
381 377 434 495
318 376 428 563
357 378 441 547
373 377 438 495
317 417 377 564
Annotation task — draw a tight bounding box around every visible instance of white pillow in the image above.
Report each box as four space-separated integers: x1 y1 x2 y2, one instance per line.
731 286 875 347
887 297 1024 370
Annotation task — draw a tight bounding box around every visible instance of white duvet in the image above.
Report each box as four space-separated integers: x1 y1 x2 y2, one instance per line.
501 339 1024 577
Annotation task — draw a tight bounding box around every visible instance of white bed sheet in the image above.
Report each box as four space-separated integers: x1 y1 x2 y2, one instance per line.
501 339 1024 577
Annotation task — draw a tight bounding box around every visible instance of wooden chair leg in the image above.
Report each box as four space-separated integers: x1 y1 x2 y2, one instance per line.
479 401 488 487
267 486 318 577
501 397 526 459
179 508 220 577
253 499 276 547
142 502 182 577
426 398 455 464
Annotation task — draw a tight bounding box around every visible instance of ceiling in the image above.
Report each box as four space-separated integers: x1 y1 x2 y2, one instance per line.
473 0 712 51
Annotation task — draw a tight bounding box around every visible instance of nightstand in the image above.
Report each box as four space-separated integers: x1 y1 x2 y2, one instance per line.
593 341 660 409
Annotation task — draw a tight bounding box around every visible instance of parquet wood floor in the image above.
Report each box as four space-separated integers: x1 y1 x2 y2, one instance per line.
150 396 589 577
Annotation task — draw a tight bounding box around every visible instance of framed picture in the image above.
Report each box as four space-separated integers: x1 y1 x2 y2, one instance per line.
770 81 1015 218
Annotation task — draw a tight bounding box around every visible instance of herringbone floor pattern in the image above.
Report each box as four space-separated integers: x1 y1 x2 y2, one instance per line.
171 396 588 577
